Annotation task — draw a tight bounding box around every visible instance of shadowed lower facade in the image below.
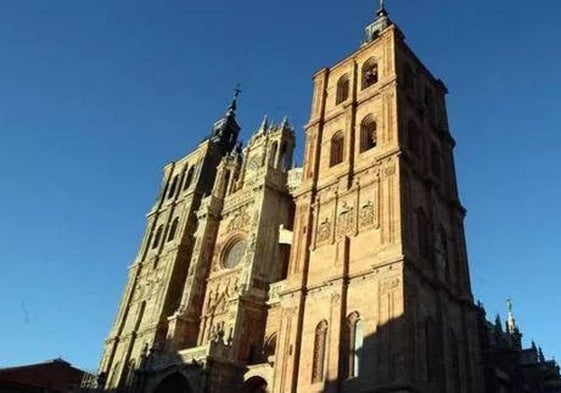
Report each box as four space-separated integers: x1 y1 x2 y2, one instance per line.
96 5 560 393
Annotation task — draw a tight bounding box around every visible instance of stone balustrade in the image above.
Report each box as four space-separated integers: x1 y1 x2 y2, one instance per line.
148 339 233 371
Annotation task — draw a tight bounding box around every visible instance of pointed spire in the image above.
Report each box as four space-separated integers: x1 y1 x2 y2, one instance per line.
259 115 270 133
507 299 518 334
280 116 291 131
539 347 546 363
210 86 242 154
495 314 503 331
227 84 242 116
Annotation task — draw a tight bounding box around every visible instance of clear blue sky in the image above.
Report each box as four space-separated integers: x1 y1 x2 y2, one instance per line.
1 0 560 371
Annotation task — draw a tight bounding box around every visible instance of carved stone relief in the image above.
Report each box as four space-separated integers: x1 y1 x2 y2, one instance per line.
317 218 331 244
383 163 396 178
381 277 400 293
227 208 251 232
247 153 264 172
331 292 341 305
336 202 355 239
133 265 165 302
245 232 257 264
360 200 375 228
224 189 253 211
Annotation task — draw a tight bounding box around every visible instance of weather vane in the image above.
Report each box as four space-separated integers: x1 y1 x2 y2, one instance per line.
377 0 388 16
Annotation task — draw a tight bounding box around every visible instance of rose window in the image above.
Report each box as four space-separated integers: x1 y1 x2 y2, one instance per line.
223 239 247 269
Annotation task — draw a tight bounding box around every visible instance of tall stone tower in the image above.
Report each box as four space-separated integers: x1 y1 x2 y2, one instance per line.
98 92 243 389
271 4 484 393
98 85 298 391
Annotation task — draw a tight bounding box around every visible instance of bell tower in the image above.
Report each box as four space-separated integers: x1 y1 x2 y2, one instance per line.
272 5 484 393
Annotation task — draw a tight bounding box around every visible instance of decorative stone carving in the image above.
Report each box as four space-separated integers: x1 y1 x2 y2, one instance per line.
227 208 251 232
360 200 375 228
133 265 165 302
317 218 331 243
383 163 396 178
247 154 264 171
331 292 341 305
336 202 354 238
381 278 400 293
224 189 253 211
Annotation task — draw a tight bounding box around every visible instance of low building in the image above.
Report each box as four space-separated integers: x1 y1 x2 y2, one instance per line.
0 358 93 393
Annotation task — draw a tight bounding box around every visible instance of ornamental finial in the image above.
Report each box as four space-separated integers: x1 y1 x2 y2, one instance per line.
507 299 518 334
377 0 388 17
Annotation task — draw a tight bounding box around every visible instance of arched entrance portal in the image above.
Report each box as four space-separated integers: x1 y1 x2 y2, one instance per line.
154 373 192 393
241 376 268 393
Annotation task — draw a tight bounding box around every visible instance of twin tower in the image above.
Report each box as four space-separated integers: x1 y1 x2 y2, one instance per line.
99 6 484 393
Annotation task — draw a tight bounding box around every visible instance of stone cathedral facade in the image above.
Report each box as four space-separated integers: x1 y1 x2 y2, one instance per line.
97 6 560 393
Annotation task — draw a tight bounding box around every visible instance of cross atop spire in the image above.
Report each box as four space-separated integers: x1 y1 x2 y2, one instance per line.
210 86 242 154
227 84 242 114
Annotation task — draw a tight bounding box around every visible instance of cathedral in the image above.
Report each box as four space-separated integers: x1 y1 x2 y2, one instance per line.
96 4 560 393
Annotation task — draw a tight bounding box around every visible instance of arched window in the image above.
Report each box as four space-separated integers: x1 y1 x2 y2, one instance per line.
425 317 440 382
416 209 430 258
109 362 121 389
223 170 232 196
449 330 461 392
279 244 291 280
404 63 415 92
336 74 350 104
145 231 153 254
435 226 448 280
183 166 195 190
264 334 278 362
124 359 136 388
360 115 377 152
407 120 420 155
241 376 268 393
154 373 193 393
269 142 278 168
167 217 180 242
312 320 328 383
168 175 179 198
424 85 434 107
152 225 164 249
431 143 441 178
343 312 363 379
361 58 378 90
280 143 289 171
179 167 187 193
330 132 344 167
134 301 146 331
